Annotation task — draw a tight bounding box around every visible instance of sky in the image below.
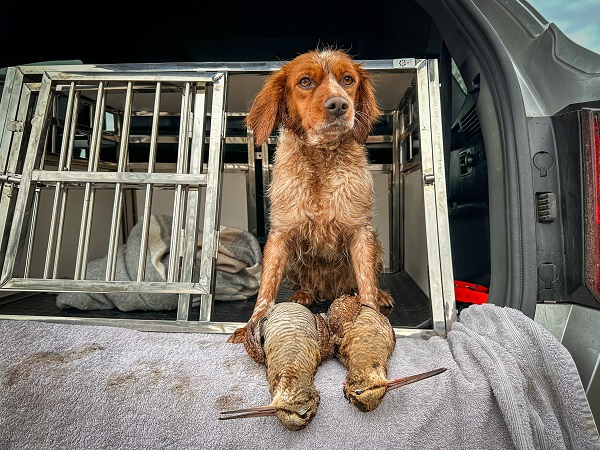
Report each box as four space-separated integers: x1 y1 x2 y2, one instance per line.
526 0 600 55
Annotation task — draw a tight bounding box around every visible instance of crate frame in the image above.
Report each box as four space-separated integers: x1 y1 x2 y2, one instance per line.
0 58 456 337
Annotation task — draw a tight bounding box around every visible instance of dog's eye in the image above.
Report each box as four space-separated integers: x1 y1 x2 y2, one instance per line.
342 75 354 86
298 77 313 89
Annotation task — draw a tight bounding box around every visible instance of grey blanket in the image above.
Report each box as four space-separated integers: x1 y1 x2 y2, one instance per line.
56 214 262 311
0 304 598 449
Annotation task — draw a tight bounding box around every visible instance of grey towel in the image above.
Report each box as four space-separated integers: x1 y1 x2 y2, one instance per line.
0 304 598 449
56 214 262 311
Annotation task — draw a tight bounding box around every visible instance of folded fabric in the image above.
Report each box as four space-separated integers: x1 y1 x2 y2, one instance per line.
56 214 262 311
446 304 599 449
0 304 597 449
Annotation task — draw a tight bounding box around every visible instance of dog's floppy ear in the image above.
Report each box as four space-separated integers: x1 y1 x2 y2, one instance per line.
352 65 381 145
245 68 287 147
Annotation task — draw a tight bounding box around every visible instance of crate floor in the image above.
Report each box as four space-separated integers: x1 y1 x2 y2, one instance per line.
0 271 431 328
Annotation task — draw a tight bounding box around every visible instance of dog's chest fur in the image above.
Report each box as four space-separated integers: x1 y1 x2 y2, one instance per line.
268 132 374 250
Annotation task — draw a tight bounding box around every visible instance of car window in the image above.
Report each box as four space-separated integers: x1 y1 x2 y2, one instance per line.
526 0 600 55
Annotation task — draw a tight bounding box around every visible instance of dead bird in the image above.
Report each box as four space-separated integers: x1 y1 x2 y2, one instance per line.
328 294 447 412
220 301 333 431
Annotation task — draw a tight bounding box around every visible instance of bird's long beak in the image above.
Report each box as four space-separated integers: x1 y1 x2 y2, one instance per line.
385 367 447 392
218 404 277 420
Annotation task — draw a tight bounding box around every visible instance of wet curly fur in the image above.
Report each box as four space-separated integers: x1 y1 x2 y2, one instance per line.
228 49 394 344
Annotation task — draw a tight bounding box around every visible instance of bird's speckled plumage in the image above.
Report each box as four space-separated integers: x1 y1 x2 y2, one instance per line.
328 294 446 412
220 302 333 431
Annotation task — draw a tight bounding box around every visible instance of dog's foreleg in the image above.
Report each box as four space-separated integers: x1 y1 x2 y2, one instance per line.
250 230 290 320
227 230 290 343
349 229 382 311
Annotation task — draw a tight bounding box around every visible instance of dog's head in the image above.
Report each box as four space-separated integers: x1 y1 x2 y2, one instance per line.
246 49 380 147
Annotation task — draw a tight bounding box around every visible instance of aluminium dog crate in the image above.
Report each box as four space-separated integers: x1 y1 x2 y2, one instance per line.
0 58 456 337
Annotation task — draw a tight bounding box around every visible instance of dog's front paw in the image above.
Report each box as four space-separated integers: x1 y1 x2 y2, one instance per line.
377 289 395 308
290 291 315 306
227 325 248 344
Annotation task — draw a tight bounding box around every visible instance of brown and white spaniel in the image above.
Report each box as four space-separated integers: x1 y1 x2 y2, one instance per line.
228 49 394 343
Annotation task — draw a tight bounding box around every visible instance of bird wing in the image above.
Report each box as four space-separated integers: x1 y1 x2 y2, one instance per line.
243 316 267 365
315 313 334 363
326 294 362 346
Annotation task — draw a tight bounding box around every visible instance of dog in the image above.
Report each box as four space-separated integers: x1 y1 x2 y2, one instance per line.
227 49 394 344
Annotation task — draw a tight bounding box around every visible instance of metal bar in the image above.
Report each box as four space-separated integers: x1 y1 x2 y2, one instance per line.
197 74 227 322
46 72 218 83
32 171 208 185
390 110 401 273
14 59 416 76
1 74 53 282
114 134 179 144
112 104 132 247
52 93 81 279
136 81 162 282
122 186 137 242
0 68 24 174
50 95 58 155
397 94 411 280
0 72 27 272
216 135 389 145
118 99 138 242
0 174 21 183
128 111 180 117
106 82 134 281
427 59 457 332
74 82 106 280
55 84 181 93
1 278 207 294
415 60 447 336
410 90 418 159
0 314 243 334
0 82 33 271
92 135 284 148
0 312 434 338
168 82 193 283
23 185 41 277
14 64 279 75
44 82 77 278
48 136 390 159
51 93 81 278
176 83 208 321
23 127 50 278
127 162 249 173
0 67 17 135
80 89 108 277
98 134 357 146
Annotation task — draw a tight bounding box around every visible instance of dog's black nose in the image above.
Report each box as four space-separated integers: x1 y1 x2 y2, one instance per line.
324 97 349 118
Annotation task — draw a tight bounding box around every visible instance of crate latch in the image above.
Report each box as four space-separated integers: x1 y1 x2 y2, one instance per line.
0 173 21 198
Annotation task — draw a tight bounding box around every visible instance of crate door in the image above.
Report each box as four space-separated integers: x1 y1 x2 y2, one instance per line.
0 70 227 322
399 60 456 336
